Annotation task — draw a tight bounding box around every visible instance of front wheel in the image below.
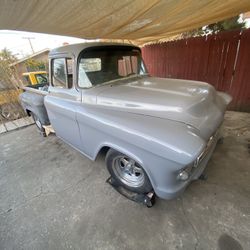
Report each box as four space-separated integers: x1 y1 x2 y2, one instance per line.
31 112 46 137
105 149 153 194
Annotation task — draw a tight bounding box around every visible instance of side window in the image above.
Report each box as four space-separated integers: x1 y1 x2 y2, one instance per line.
78 58 94 88
118 56 138 77
52 58 67 88
52 58 73 88
81 58 101 72
22 75 31 86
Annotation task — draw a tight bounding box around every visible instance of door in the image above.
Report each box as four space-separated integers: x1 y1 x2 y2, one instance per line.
44 57 82 150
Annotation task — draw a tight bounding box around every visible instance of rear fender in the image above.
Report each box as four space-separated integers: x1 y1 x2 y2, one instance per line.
20 92 50 125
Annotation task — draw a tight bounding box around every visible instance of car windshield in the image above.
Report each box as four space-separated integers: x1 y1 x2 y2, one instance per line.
35 73 48 84
22 75 32 86
78 46 148 87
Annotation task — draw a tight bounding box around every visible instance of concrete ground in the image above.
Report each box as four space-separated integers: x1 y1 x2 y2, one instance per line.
0 111 249 250
0 116 34 134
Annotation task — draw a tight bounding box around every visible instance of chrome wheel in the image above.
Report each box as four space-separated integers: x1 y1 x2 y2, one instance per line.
34 118 42 129
112 156 145 187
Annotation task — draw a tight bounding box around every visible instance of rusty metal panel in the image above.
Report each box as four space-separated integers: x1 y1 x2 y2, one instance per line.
142 29 250 111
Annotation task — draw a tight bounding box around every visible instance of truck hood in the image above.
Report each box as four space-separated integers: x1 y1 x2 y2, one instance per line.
94 76 231 140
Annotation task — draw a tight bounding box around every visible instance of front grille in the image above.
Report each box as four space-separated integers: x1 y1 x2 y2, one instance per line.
194 128 220 167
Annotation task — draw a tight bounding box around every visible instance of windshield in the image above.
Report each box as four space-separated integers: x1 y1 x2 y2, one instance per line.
22 75 32 86
35 73 48 84
78 46 147 87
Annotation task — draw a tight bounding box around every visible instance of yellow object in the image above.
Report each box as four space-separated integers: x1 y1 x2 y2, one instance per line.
0 0 250 44
22 71 48 86
0 72 47 106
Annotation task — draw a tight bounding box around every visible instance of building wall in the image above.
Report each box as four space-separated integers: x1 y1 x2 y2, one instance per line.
14 51 49 80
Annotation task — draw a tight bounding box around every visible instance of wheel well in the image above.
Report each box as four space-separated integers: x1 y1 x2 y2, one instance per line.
96 146 154 192
95 146 110 160
26 109 31 116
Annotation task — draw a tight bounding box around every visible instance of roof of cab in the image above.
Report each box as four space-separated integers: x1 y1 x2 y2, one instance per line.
49 42 139 58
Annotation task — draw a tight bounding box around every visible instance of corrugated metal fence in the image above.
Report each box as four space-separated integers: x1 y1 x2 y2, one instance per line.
142 29 250 112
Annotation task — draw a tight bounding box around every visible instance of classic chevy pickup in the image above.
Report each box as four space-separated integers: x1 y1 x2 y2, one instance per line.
20 42 231 200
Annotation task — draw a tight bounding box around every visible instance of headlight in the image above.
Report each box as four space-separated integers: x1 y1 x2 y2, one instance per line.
177 170 189 181
177 164 193 181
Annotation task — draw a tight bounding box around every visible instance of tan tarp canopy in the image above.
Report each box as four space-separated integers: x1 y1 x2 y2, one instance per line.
1 0 250 44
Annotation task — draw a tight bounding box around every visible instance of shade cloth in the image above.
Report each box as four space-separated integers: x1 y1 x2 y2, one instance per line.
1 0 250 44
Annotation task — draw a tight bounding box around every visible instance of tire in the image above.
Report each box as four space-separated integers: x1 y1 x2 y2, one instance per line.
105 149 153 194
31 112 46 137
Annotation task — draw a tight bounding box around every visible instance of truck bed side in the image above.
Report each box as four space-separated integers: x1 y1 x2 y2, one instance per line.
19 85 50 125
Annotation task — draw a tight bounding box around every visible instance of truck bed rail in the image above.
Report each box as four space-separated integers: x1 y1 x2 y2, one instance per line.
22 86 48 96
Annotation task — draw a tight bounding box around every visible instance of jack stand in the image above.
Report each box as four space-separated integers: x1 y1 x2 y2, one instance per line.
106 176 156 207
42 125 55 137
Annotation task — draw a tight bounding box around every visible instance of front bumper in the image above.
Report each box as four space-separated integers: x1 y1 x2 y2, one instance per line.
155 128 221 200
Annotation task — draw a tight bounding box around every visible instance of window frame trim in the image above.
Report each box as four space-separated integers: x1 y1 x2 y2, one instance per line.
76 45 142 89
51 57 74 89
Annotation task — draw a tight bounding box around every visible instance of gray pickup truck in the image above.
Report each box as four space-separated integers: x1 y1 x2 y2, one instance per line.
20 42 231 200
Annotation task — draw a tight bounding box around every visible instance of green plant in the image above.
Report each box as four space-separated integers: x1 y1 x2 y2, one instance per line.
0 48 19 89
25 59 46 71
183 15 246 38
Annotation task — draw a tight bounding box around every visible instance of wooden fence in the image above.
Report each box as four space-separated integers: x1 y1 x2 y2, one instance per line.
142 29 250 112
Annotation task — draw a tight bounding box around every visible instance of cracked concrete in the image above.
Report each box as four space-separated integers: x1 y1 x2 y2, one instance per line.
0 111 249 250
0 116 34 134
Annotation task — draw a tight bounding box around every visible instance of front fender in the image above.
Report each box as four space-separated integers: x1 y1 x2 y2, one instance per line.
76 105 209 199
77 105 205 166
